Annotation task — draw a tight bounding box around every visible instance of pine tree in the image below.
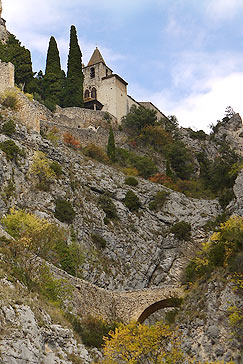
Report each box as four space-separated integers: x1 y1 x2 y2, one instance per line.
0 34 34 92
107 126 116 162
63 25 84 107
43 36 65 110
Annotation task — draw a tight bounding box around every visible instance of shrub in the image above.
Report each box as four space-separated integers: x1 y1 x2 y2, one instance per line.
124 190 141 212
125 176 138 187
91 233 107 249
98 195 118 220
0 140 21 161
183 216 243 283
66 313 117 348
149 190 169 211
63 132 80 150
29 151 55 191
168 142 194 180
1 119 16 136
50 161 62 177
123 167 139 176
46 127 60 145
1 90 19 110
121 105 157 134
107 127 116 162
189 129 207 140
170 221 191 240
116 148 157 178
83 144 109 164
54 198 76 224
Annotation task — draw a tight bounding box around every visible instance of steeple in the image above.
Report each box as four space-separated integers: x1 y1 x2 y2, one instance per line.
87 47 106 67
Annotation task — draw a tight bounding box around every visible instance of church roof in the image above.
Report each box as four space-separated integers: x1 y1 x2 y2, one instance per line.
87 47 106 66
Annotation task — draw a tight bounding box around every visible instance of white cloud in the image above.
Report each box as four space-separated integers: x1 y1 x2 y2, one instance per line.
129 50 243 132
149 73 243 132
205 0 243 20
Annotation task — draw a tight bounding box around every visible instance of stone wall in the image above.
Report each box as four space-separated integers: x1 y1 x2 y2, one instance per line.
40 119 127 148
54 106 118 129
0 61 14 92
15 93 51 133
49 262 183 323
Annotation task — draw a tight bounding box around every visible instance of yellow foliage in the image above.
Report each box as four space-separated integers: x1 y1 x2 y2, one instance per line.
29 151 55 189
98 321 184 364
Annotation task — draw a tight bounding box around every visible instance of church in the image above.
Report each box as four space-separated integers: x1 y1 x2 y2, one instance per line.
83 47 166 123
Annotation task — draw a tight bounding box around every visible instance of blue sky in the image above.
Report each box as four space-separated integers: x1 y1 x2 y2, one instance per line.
3 0 243 131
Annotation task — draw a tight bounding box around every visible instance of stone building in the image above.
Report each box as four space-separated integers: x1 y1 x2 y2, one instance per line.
83 47 167 123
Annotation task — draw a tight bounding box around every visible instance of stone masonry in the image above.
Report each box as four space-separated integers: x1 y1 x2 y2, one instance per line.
50 263 183 324
0 61 14 92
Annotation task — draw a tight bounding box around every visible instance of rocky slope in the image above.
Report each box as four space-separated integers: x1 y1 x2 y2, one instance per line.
0 105 242 363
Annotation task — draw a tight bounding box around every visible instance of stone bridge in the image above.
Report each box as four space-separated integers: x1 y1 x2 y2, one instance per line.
50 264 184 323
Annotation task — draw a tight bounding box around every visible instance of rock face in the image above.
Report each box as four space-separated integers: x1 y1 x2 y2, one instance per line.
0 109 242 363
0 120 221 290
178 279 242 364
0 279 92 364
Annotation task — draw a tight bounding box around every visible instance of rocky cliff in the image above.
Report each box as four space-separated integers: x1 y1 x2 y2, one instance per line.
0 101 242 363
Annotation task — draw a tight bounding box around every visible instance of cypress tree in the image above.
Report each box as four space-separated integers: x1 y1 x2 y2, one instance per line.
43 36 65 110
107 126 116 162
63 25 84 107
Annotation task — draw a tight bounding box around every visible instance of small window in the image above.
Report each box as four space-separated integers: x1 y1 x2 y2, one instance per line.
84 89 90 98
106 69 108 77
91 87 97 99
90 67 95 78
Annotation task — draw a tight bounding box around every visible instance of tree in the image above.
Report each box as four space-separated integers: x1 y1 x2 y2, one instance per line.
107 126 116 162
100 321 185 364
0 34 34 92
43 36 65 109
121 105 157 134
28 151 55 190
224 106 235 119
63 25 84 107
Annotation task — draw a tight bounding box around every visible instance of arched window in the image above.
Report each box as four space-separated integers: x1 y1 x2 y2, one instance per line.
90 67 95 78
91 87 97 99
84 89 90 98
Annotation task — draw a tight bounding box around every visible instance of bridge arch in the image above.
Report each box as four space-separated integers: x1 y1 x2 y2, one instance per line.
137 297 182 323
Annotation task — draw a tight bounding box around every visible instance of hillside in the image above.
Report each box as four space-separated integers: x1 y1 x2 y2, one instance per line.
0 89 242 364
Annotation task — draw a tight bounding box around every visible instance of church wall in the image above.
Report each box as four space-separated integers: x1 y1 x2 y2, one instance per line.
127 95 141 113
114 77 128 122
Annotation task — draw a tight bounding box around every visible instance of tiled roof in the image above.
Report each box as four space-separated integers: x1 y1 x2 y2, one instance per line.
87 47 106 66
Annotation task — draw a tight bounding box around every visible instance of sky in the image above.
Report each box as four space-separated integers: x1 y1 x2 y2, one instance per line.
2 0 243 132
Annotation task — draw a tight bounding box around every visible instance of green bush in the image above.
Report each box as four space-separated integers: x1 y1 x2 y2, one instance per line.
170 221 191 240
0 140 21 161
124 190 141 212
55 239 84 277
189 129 207 140
91 233 107 249
98 195 118 220
50 161 62 177
149 190 169 211
1 90 19 110
1 120 16 136
66 313 117 348
116 148 157 178
125 176 138 187
83 144 109 164
54 198 76 224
